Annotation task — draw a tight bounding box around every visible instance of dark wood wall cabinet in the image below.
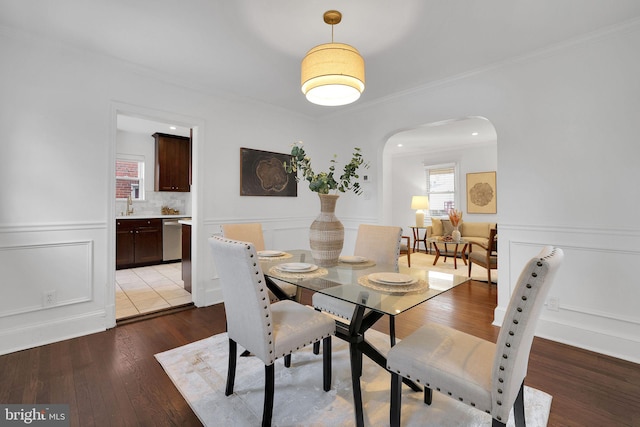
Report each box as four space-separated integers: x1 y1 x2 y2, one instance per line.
153 132 191 192
116 219 163 269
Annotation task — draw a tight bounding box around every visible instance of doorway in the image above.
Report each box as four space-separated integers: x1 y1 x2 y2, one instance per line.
112 111 197 322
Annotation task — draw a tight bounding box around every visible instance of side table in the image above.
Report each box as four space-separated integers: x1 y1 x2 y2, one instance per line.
410 226 429 254
427 238 468 269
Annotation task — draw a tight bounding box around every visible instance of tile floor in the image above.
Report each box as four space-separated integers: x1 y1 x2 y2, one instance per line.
115 262 192 320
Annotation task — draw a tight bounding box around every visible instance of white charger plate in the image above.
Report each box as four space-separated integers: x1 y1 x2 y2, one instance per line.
276 263 318 273
339 255 368 264
368 272 417 286
258 250 285 257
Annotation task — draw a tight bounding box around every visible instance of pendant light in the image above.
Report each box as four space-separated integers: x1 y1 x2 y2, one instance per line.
301 10 365 106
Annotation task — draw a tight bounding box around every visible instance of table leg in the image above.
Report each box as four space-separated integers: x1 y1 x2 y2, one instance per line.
348 306 367 427
432 244 441 265
461 244 468 265
264 276 293 301
349 341 365 427
453 244 458 269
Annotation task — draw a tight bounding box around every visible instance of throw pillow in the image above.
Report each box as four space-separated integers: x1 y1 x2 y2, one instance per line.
442 219 454 236
430 218 443 236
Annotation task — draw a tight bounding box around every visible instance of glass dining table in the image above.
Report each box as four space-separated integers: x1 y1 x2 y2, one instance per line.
259 249 470 427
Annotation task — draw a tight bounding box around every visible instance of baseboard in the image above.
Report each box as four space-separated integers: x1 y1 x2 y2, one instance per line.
494 307 640 364
535 317 640 364
0 310 107 356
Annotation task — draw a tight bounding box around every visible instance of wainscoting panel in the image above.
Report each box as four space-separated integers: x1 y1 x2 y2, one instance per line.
496 225 640 363
0 240 93 317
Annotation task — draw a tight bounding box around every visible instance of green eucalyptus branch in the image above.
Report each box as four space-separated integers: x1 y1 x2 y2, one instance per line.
284 141 369 195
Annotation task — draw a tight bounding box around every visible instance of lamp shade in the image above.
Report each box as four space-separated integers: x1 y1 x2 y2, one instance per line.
301 42 365 106
411 196 429 210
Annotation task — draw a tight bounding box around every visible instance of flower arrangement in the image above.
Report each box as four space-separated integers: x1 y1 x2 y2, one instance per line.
448 208 463 227
284 141 369 195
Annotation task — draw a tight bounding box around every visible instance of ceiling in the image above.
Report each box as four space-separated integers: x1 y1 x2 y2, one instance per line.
3 0 640 149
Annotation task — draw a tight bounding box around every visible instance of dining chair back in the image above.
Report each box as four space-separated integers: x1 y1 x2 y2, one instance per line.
222 222 296 301
209 236 334 427
387 246 564 427
221 223 265 251
354 224 403 268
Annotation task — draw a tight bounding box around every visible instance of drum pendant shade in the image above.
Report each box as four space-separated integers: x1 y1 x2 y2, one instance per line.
301 11 365 106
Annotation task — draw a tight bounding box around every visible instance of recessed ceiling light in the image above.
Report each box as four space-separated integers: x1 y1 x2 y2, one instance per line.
471 132 478 136
397 143 403 147
169 126 177 130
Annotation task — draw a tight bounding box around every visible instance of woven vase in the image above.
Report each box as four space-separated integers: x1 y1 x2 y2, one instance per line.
309 193 344 267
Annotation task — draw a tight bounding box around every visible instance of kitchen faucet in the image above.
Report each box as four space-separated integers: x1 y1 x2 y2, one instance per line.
126 195 134 216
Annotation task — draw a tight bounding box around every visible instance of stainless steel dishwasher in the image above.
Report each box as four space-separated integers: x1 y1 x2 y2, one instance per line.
162 218 188 261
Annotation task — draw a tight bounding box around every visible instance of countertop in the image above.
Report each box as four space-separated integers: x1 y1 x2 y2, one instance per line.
116 214 191 220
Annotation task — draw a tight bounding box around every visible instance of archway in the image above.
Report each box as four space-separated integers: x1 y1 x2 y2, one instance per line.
381 116 498 243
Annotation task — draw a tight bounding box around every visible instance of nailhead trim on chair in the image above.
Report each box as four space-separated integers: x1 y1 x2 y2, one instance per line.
219 238 335 365
491 250 557 422
387 249 561 422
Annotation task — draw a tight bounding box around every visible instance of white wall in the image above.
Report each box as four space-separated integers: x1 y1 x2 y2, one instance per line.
314 22 640 363
0 28 321 355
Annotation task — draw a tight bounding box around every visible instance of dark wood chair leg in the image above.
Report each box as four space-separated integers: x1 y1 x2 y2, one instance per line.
284 354 291 368
262 364 275 427
225 338 237 396
390 372 402 427
424 387 432 405
322 336 332 391
513 381 526 427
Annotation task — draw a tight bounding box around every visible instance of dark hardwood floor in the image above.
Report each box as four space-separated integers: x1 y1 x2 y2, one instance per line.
1 281 638 426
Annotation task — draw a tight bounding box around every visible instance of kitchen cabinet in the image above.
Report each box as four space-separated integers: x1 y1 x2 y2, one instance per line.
153 132 191 192
116 219 163 269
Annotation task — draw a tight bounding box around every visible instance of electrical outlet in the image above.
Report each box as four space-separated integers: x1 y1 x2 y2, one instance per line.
547 296 559 311
43 290 57 307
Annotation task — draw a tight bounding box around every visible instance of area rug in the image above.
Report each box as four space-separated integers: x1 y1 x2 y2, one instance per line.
400 252 497 284
156 329 549 426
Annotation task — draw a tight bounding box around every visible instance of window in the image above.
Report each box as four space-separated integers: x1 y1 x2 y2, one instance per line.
116 157 145 200
425 164 456 217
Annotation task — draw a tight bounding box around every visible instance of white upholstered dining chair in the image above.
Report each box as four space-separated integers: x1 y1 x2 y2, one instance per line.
222 223 298 302
312 224 403 353
209 236 335 427
387 246 563 427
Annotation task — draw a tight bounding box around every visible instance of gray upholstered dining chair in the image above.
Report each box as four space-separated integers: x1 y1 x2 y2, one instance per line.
222 223 298 302
387 246 563 427
312 224 403 353
209 236 335 427
468 226 498 283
